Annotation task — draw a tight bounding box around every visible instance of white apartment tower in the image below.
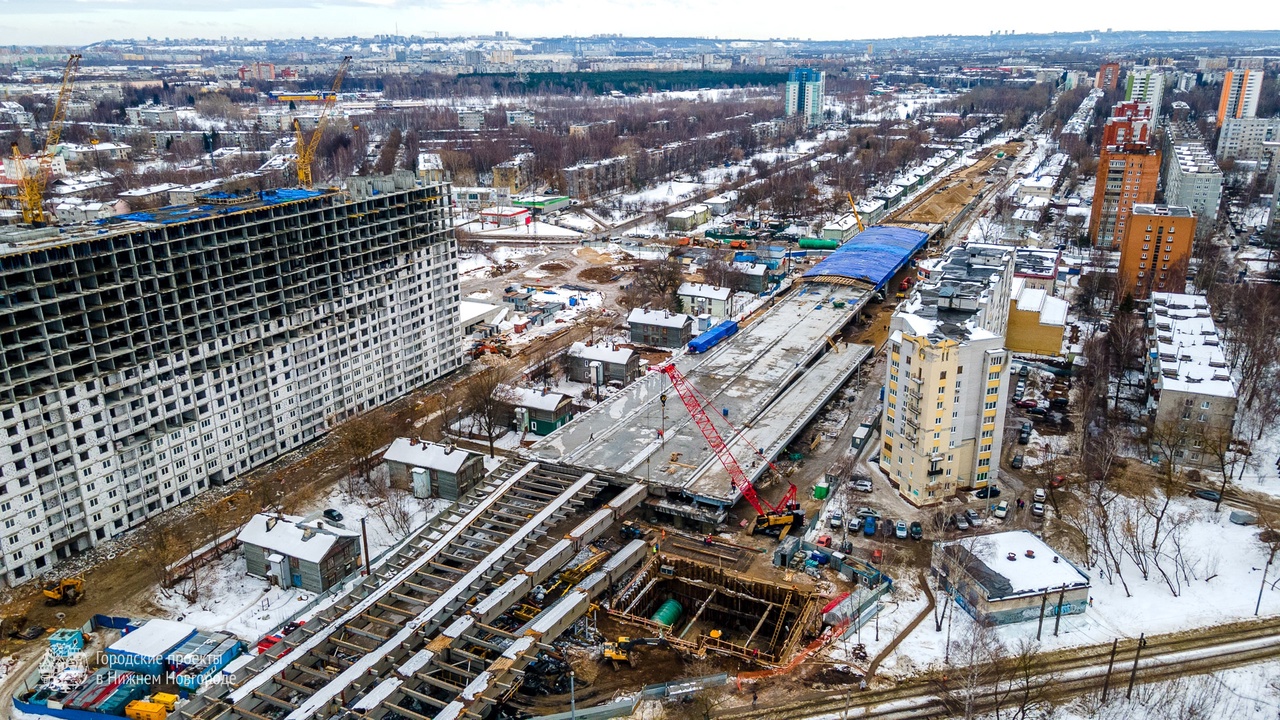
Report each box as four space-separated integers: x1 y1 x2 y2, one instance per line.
0 171 461 586
1125 69 1165 119
1217 62 1263 124
785 68 825 128
879 245 1014 506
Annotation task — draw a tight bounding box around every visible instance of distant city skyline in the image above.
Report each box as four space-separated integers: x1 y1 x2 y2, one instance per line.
0 0 1274 47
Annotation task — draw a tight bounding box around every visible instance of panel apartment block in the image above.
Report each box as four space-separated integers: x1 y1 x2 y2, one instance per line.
0 172 460 586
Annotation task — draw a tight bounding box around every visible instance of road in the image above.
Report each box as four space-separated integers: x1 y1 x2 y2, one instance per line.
718 615 1280 719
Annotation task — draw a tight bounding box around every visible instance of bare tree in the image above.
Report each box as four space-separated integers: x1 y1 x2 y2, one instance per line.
462 356 518 457
622 256 686 311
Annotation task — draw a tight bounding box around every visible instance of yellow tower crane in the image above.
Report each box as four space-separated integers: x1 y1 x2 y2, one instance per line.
293 56 351 189
844 191 866 235
10 54 81 226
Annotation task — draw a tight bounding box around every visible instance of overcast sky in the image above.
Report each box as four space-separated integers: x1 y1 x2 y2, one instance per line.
0 0 1272 46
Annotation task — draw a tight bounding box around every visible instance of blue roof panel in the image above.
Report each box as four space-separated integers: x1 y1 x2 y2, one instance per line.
801 225 929 289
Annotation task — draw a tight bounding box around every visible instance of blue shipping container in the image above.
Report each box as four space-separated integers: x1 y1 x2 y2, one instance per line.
687 320 738 354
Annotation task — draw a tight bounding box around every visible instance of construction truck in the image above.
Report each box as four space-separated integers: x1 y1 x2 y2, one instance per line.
43 576 85 606
602 636 668 668
619 521 644 540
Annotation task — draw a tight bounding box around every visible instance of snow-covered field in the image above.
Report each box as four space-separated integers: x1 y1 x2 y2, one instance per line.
871 496 1279 680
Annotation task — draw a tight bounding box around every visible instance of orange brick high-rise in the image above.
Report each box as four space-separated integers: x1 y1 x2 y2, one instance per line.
1116 204 1197 300
1089 102 1161 247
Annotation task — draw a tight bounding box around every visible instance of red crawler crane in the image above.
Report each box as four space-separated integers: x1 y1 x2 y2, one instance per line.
656 363 802 535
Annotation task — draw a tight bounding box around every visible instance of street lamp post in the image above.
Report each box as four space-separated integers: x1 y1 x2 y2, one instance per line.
660 393 668 448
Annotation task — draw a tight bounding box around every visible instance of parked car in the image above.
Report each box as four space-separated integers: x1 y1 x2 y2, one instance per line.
1018 422 1031 444
1018 365 1031 377
1033 488 1047 503
1011 454 1024 469
952 513 970 531
1016 398 1038 409
1191 488 1223 502
830 510 844 529
993 500 1010 519
895 520 908 539
849 516 862 532
965 508 983 527
853 479 874 493
323 508 344 522
1031 501 1046 518
856 507 881 519
975 486 1001 499
908 521 924 540
1050 396 1070 408
863 515 878 537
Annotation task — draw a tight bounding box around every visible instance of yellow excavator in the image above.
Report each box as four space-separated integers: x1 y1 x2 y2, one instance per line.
43 576 85 606
602 636 668 669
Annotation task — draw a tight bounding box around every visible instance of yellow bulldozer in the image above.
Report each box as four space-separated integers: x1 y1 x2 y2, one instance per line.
43 576 85 606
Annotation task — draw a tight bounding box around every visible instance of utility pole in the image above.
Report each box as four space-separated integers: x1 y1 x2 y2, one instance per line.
1101 638 1118 703
1053 586 1066 636
1036 590 1049 641
1125 634 1147 700
360 517 371 576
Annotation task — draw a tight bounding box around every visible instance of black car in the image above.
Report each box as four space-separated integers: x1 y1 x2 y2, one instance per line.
909 521 924 540
1028 407 1048 416
1191 489 1222 502
975 486 1002 499
1050 397 1069 408
323 508 344 522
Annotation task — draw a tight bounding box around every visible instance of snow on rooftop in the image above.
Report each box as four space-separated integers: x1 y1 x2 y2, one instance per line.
677 282 731 301
382 437 476 474
627 307 691 328
459 300 501 325
568 341 634 365
107 619 196 658
1149 293 1236 399
236 513 359 564
945 530 1089 600
1013 285 1068 326
509 386 570 412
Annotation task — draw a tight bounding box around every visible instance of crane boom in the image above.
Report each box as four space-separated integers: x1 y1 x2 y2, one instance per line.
294 55 351 189
657 363 795 517
845 191 866 234
13 53 80 226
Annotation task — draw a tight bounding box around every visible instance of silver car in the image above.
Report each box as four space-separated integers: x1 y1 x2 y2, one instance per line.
894 520 908 539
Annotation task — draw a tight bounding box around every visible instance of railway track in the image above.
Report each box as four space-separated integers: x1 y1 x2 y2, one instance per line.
719 616 1280 719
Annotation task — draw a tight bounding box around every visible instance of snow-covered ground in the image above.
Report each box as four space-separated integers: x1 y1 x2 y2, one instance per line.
873 496 1280 679
150 477 449 643
1049 660 1280 720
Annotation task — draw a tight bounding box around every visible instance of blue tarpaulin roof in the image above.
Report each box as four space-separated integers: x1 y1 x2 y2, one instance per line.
801 225 929 289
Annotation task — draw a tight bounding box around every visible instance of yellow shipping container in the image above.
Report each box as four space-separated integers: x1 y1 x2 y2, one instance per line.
125 700 168 720
150 693 179 711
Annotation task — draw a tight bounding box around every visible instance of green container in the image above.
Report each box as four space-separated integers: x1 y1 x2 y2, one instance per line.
798 238 840 250
650 599 683 627
813 484 830 500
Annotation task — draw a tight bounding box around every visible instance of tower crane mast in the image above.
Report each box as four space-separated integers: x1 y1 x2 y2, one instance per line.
845 191 867 234
293 55 351 189
10 53 81 226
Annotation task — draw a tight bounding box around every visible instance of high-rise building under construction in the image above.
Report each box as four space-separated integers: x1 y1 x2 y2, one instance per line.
0 171 460 586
